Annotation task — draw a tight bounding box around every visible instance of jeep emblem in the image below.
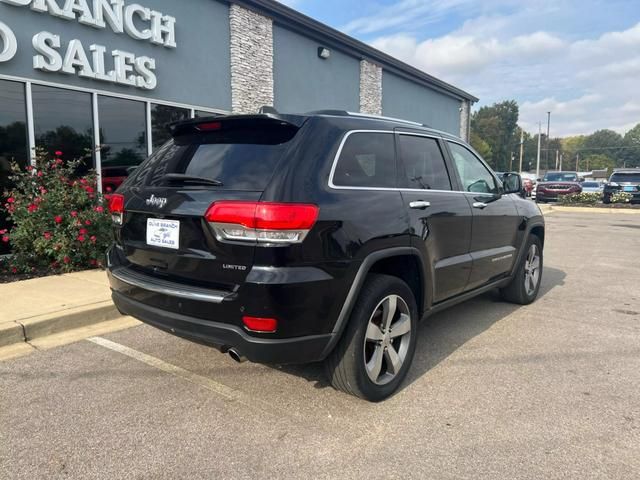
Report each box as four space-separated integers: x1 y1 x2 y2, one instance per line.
146 194 167 208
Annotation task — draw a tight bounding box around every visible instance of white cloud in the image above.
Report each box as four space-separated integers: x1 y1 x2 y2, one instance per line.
366 12 640 137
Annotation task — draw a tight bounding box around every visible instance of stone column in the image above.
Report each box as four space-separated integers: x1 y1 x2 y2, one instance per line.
359 60 382 115
459 99 471 141
229 4 274 114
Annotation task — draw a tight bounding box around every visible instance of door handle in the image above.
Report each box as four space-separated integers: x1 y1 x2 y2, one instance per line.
472 202 488 209
409 201 431 209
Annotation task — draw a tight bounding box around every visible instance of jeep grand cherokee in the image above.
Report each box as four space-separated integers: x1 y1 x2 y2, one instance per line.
106 111 545 401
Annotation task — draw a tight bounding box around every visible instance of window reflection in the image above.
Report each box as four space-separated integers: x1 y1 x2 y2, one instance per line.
0 80 28 255
151 104 190 150
32 85 93 173
98 96 147 193
195 110 220 118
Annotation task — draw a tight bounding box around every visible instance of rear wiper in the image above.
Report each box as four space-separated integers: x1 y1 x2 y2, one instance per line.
163 173 223 186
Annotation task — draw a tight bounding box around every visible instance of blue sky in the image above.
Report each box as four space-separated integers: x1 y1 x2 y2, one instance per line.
279 0 640 137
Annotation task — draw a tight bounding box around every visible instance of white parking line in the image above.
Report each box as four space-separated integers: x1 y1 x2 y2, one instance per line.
87 336 292 419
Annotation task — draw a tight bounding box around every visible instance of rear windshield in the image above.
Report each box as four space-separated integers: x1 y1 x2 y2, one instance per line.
544 172 578 182
610 173 640 183
582 182 600 187
128 123 298 191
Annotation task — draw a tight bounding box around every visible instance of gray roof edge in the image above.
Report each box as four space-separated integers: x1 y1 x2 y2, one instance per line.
230 0 479 103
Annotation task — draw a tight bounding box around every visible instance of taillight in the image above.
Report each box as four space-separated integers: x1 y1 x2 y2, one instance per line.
204 201 319 246
242 316 278 333
108 194 125 225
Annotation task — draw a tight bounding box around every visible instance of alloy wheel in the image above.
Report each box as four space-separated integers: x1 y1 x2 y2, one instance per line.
524 244 541 296
363 295 412 385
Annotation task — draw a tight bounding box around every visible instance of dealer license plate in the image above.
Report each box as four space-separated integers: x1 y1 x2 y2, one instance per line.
146 218 180 250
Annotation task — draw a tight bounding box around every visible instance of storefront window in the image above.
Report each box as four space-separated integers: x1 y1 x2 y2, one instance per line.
32 85 93 173
151 104 190 150
98 96 147 193
0 79 28 255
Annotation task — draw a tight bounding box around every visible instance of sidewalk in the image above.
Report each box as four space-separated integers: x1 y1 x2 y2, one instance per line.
1 270 137 353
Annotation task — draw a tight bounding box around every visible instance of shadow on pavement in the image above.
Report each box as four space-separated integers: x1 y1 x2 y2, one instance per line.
274 266 566 393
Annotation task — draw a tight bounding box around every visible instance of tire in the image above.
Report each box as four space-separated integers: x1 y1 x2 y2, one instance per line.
325 274 418 402
500 235 543 305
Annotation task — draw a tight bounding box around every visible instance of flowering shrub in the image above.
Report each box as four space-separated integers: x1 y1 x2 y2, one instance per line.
559 192 602 204
610 192 633 204
1 150 112 275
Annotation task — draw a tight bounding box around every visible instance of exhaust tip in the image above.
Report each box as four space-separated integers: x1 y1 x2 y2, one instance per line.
228 348 247 363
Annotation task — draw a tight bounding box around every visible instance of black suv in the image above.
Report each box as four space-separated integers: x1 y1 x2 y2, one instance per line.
106 111 545 401
603 169 640 204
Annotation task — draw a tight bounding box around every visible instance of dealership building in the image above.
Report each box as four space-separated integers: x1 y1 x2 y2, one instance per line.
0 0 476 201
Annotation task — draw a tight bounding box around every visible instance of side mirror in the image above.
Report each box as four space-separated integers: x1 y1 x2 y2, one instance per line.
502 172 523 195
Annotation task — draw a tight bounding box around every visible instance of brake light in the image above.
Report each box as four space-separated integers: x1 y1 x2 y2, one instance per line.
108 194 125 225
204 201 319 245
196 121 222 131
242 316 278 333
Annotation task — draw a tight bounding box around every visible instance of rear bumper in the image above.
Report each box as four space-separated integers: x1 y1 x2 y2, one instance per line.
111 290 333 364
106 245 348 364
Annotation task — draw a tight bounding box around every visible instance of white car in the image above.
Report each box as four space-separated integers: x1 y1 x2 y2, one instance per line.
581 181 604 194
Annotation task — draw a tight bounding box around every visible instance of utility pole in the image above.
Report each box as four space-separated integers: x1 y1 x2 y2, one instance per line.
519 128 524 173
546 111 551 170
575 153 579 171
559 152 563 171
555 150 559 170
536 122 542 179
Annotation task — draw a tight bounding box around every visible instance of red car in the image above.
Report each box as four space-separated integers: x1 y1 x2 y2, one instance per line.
536 171 582 202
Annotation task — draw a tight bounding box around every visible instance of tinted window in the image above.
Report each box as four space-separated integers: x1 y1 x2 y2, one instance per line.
151 104 190 150
333 132 396 188
610 173 640 183
98 96 147 193
543 172 578 182
32 85 93 171
136 124 298 191
448 142 498 194
398 135 451 190
581 182 600 187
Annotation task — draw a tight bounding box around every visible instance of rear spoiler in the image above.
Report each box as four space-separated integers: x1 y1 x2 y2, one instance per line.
168 113 307 137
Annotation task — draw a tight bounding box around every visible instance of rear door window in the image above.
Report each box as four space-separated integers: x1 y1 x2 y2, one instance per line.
398 135 451 190
332 132 396 188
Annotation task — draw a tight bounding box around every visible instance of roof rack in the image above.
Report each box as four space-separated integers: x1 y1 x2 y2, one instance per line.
307 110 427 128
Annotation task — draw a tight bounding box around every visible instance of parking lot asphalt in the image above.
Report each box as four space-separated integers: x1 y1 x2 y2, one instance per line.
1 210 639 480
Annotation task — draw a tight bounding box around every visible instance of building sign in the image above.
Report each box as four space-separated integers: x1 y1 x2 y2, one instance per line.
0 0 178 90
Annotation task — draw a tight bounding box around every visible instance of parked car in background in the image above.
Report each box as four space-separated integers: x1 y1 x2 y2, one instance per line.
536 171 582 202
603 169 640 204
580 181 604 194
520 173 537 199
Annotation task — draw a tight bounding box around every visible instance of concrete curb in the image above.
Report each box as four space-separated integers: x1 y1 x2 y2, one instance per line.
543 205 640 215
3 301 121 348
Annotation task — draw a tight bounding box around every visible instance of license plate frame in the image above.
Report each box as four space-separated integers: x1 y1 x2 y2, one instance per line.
146 218 180 250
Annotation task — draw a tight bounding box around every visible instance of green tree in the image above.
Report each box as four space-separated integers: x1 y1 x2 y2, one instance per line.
470 131 493 162
581 153 615 172
581 129 623 167
622 123 640 167
471 100 519 171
